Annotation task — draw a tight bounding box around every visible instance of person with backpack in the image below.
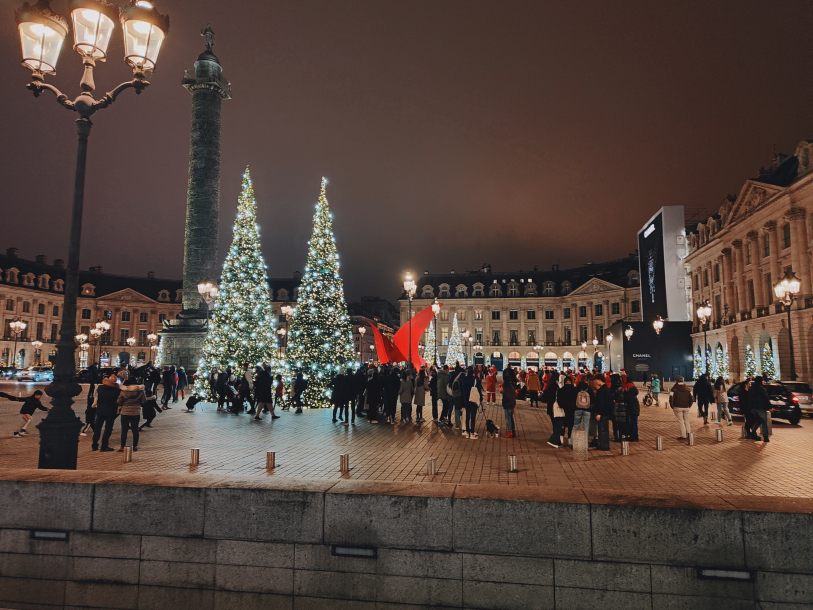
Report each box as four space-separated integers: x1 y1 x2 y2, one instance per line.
437 365 451 425
713 377 731 425
568 377 593 448
669 375 694 439
461 366 482 439
625 381 640 441
502 366 518 438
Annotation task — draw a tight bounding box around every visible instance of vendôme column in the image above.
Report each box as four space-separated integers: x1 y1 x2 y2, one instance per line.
162 25 231 370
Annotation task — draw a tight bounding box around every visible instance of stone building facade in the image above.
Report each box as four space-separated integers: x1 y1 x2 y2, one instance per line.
399 257 643 370
685 140 813 382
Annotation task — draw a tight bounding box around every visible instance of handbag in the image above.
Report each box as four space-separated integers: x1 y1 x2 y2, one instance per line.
553 400 565 418
468 386 480 403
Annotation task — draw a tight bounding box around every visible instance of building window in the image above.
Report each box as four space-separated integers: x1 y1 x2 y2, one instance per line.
138 329 147 345
441 327 449 346
139 312 149 323
81 308 92 319
5 299 13 311
561 282 571 295
53 305 59 317
458 310 466 321
631 300 640 313
36 322 43 340
747 279 755 310
543 283 554 296
580 325 588 342
782 223 791 249
545 309 554 320
713 264 720 283
564 307 571 319
762 234 770 258
492 329 501 345
508 283 519 297
765 272 772 305
475 328 483 343
37 303 45 315
120 329 130 343
509 310 518 320
579 306 587 318
509 329 519 345
121 311 131 322
693 274 698 291
595 304 603 316
474 310 483 320
158 313 167 323
440 311 449 321
50 324 58 341
524 283 537 296
564 326 571 344
489 284 502 297
456 285 467 298
746 243 752 265
714 295 722 320
596 324 604 341
528 329 536 345
491 310 500 320
546 328 555 344
611 302 620 315
473 285 484 297
22 301 30 313
703 269 709 287
439 285 450 298
422 286 434 299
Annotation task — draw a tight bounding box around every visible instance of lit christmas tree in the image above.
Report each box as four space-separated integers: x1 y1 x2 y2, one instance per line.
744 344 757 379
692 346 704 379
423 320 438 365
196 168 278 400
762 342 776 379
445 313 466 366
708 346 719 379
717 346 729 380
287 178 355 408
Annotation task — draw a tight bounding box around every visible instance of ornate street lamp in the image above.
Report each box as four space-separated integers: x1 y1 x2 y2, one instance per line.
696 301 712 375
606 333 614 372
197 280 218 305
126 336 136 348
9 318 27 370
774 270 801 380
625 325 634 340
653 316 664 335
89 327 102 364
431 299 440 365
358 326 366 363
276 327 286 359
403 272 417 369
31 340 43 365
14 0 170 470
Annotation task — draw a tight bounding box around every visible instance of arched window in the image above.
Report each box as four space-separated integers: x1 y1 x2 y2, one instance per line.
472 283 484 297
439 284 450 298
38 274 50 289
278 288 289 301
53 279 64 292
508 283 519 297
421 285 434 299
489 284 502 297
81 283 96 296
456 285 468 298
5 268 19 283
524 283 537 296
561 281 571 295
543 282 555 296
628 271 640 286
158 290 170 302
175 289 183 302
22 273 35 287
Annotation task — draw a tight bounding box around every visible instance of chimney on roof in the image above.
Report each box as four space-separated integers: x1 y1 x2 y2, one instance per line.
424 270 429 275
53 259 64 268
35 255 47 264
534 265 538 271
450 269 455 274
147 271 155 279
6 247 18 257
293 270 302 280
89 265 102 273
552 264 559 272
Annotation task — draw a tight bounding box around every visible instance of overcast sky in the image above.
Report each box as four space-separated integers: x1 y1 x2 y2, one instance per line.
0 0 809 302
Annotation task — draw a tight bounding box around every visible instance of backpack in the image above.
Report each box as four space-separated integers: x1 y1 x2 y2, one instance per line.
576 390 591 409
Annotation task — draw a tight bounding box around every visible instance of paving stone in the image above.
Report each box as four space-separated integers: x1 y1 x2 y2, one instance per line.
462 581 554 609
554 587 651 610
554 559 650 592
93 484 205 537
71 532 141 559
215 565 293 595
293 569 376 601
141 535 216 563
69 556 140 585
376 574 462 606
463 554 553 586
64 581 139 609
137 584 214 610
376 548 461 579
0 551 69 580
138 559 216 589
217 540 295 568
756 571 813 604
651 564 754 599
0 576 65 605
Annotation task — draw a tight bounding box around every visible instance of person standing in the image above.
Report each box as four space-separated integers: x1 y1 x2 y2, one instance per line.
485 366 497 405
461 366 482 439
747 376 772 442
739 379 757 439
293 372 307 414
693 373 713 424
713 377 731 425
92 374 121 452
625 381 640 441
669 375 694 439
610 374 628 442
589 374 613 451
161 366 175 409
330 370 346 423
450 367 464 430
429 367 439 421
502 366 518 439
208 366 219 402
398 369 414 423
414 368 428 423
650 374 661 406
365 368 382 423
526 368 541 408
255 366 276 421
241 364 256 414
139 391 161 430
177 367 188 401
437 365 451 425
355 367 368 418
117 379 145 452
557 376 577 445
568 376 592 448
542 370 559 421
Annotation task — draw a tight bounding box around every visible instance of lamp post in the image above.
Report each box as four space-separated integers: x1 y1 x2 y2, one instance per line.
625 325 633 340
462 330 470 364
15 0 170 470
197 280 218 312
89 327 101 365
653 315 664 380
369 344 376 364
431 299 440 365
146 331 157 363
696 301 712 375
276 328 286 359
774 270 801 380
10 319 27 370
74 333 88 369
280 305 294 356
403 272 417 369
581 340 587 371
606 333 614 372
358 326 366 363
31 340 43 365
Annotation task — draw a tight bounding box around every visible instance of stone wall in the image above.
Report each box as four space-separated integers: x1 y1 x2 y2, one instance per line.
0 470 810 609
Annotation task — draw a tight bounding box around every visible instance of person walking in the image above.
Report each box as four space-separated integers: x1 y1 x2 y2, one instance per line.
414 368 428 423
176 367 188 401
429 367 439 421
502 366 518 438
461 366 482 439
650 374 661 406
590 374 613 451
669 375 694 439
693 373 713 424
4 390 48 438
274 374 285 412
526 368 541 408
255 366 277 421
557 376 577 445
330 370 347 423
437 365 451 425
117 378 145 452
293 371 307 414
398 369 414 423
139 391 161 430
625 381 640 441
240 364 256 414
713 377 731 425
92 374 121 452
748 376 772 442
160 366 175 409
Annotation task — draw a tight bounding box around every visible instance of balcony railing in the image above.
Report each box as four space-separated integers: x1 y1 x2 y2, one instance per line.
756 307 770 318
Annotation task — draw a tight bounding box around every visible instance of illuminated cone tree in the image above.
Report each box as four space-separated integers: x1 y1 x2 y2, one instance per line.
445 313 466 366
423 320 438 365
744 344 757 378
287 178 355 408
762 342 776 379
196 168 278 399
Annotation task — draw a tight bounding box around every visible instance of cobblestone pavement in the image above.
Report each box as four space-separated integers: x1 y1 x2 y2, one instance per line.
0 382 810 497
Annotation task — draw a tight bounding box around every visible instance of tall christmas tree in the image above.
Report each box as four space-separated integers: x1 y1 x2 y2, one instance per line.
744 344 757 378
692 346 704 379
708 346 719 379
445 313 466 366
196 168 278 400
287 178 355 408
762 342 776 379
423 320 438 366
717 346 729 380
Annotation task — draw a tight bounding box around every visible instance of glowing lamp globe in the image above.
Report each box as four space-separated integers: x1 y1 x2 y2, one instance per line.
624 326 633 340
70 0 117 60
120 0 168 72
15 0 69 75
653 315 664 335
774 270 801 300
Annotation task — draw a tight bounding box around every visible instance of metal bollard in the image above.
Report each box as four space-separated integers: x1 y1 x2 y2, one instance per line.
508 455 518 472
741 425 748 438
340 454 349 473
687 433 695 446
621 441 630 456
191 448 200 466
710 410 716 421
266 451 276 470
716 429 723 442
655 436 663 451
123 447 133 463
427 458 436 476
767 412 773 436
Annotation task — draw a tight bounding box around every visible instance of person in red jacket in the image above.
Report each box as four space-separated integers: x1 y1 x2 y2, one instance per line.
485 367 497 405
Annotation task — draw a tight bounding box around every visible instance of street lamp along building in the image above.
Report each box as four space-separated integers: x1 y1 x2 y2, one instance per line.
400 257 643 371
684 140 813 383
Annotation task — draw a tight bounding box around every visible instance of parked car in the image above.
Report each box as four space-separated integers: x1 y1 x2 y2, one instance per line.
779 381 813 415
728 382 802 425
74 367 115 383
14 366 54 383
0 367 17 378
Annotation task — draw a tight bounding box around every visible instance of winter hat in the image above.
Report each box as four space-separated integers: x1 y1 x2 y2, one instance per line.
675 375 684 383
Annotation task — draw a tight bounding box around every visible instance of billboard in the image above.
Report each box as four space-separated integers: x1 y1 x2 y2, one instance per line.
637 206 689 322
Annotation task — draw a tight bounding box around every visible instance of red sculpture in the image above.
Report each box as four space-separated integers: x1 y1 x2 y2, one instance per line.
360 302 442 370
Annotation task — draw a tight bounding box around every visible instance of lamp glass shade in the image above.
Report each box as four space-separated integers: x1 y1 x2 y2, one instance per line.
18 19 66 74
774 281 786 299
788 277 801 295
122 16 164 71
71 5 115 59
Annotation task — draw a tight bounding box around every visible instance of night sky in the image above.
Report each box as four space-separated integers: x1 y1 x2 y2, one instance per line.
0 0 809 303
